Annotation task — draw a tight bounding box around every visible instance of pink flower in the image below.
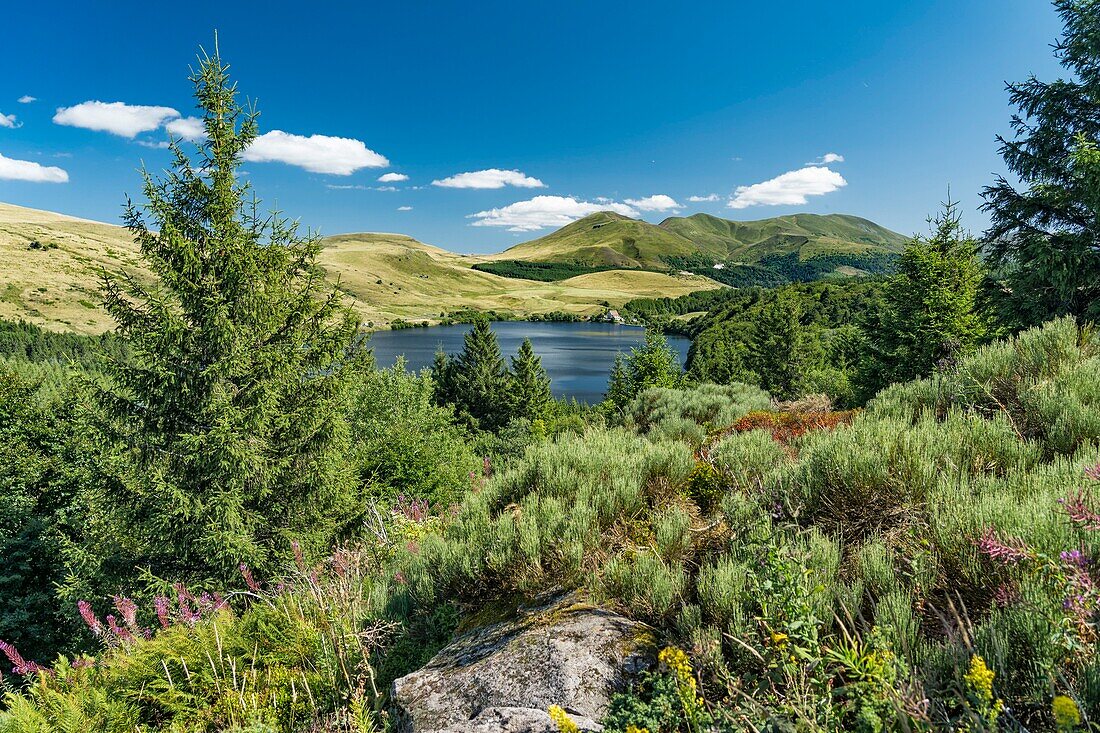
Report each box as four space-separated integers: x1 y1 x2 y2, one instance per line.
174 583 200 625
992 583 1020 608
394 570 407 585
239 563 261 592
975 527 1035 564
106 614 133 642
77 600 102 635
0 641 40 675
112 596 139 631
1061 493 1100 531
1085 462 1100 483
153 595 172 629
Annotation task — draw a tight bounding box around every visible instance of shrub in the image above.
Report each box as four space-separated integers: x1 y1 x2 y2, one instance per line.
623 383 771 441
347 360 480 508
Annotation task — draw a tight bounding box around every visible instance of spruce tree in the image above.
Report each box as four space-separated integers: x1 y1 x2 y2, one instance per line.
605 329 682 408
871 200 986 388
981 0 1100 327
606 352 632 408
447 317 510 431
93 48 362 585
508 338 552 422
748 291 809 400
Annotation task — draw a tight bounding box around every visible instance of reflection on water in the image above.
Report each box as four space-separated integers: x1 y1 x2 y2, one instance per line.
367 321 690 404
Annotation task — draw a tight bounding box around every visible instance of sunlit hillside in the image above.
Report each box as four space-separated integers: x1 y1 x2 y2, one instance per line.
0 202 720 333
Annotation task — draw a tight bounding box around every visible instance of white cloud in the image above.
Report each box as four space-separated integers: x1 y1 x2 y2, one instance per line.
17 96 36 104
728 166 847 209
53 100 180 138
378 172 408 182
624 194 681 212
432 168 545 189
326 184 368 190
0 152 68 183
165 116 206 142
808 152 845 165
688 194 720 202
469 195 638 232
0 113 20 128
242 130 388 175
397 205 413 211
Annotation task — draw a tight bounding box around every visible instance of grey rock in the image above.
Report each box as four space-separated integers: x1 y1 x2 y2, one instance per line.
437 707 601 733
392 594 654 733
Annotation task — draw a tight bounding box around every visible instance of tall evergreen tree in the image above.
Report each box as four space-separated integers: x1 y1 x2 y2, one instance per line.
605 329 682 408
444 317 510 431
870 200 987 388
93 48 362 585
508 338 552 422
981 0 1100 327
747 291 810 401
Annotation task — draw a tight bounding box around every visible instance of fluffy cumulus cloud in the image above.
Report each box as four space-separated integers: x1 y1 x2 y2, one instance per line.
18 96 36 104
165 116 206 142
397 205 413 211
0 152 68 183
624 194 681 212
469 195 638 232
728 166 847 209
432 168 545 189
53 101 180 138
378 172 408 182
688 194 720 202
0 112 19 128
241 130 388 175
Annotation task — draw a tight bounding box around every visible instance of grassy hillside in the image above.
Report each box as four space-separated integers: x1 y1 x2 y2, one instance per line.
318 232 717 325
0 202 719 333
488 211 910 279
490 211 702 269
659 212 910 262
0 202 148 332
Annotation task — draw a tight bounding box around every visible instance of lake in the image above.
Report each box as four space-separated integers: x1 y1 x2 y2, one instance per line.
368 321 691 404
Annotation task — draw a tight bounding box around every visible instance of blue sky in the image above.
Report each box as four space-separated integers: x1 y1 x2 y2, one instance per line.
0 1 1065 253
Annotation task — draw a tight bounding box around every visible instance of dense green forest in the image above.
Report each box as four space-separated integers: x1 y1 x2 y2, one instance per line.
662 251 898 289
471 259 620 281
2 4 1100 732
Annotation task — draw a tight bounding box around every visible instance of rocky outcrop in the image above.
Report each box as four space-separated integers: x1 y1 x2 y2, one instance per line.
391 594 655 733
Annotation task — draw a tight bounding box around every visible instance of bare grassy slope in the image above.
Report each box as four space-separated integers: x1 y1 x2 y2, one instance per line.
0 203 719 333
0 202 146 332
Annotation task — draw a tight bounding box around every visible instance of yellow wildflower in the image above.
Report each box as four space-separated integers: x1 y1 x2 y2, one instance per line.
770 631 789 648
1052 695 1082 730
548 705 578 733
626 727 651 733
963 655 995 704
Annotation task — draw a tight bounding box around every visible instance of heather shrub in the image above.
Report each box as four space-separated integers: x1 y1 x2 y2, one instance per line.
622 382 771 438
397 428 695 602
869 317 1100 455
709 428 791 493
598 551 688 622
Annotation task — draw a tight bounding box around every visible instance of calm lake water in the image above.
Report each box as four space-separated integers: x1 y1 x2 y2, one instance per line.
368 321 690 404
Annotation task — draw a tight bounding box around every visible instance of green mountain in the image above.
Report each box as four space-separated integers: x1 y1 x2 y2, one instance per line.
488 212 700 269
659 212 910 262
491 211 909 272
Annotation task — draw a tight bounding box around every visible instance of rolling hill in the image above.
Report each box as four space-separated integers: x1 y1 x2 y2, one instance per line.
659 212 911 262
491 211 909 271
488 211 701 268
0 202 718 334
